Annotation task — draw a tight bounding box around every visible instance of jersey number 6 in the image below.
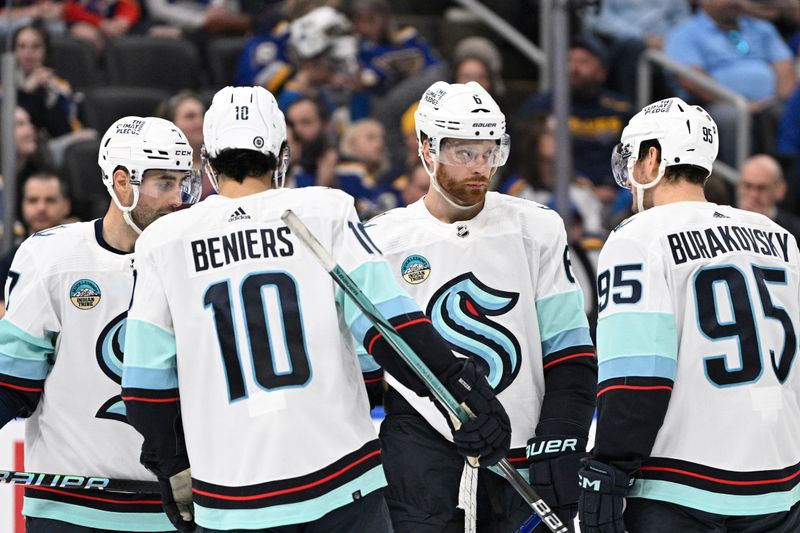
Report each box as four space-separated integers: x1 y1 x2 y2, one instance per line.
204 271 312 402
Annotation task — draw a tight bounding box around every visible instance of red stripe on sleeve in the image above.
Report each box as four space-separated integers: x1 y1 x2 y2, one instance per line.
366 317 431 354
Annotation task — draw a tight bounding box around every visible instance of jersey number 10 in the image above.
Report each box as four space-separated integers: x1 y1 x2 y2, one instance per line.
204 272 312 402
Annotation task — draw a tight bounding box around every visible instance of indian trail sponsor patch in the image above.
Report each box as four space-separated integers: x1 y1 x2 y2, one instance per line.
70 279 101 309
401 255 431 285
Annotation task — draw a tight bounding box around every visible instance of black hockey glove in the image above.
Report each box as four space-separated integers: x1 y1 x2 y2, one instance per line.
577 458 633 533
158 468 196 533
527 435 588 523
439 357 511 467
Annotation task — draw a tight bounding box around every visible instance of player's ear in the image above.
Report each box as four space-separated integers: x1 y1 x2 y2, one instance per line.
421 139 435 167
112 167 132 196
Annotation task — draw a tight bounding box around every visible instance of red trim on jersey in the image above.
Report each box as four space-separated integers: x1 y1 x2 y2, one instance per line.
597 384 672 397
366 317 431 354
121 395 179 403
363 377 383 384
543 352 595 369
465 300 479 317
26 486 161 504
507 456 528 464
0 380 42 393
192 449 382 501
640 466 800 486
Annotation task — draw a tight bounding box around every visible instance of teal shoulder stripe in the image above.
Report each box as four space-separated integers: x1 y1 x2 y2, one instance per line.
349 295 420 345
597 312 678 363
194 466 386 529
0 320 54 361
358 352 381 373
535 289 589 340
629 478 800 516
122 366 178 390
23 498 174 531
124 320 177 370
598 355 677 381
0 352 50 380
541 327 593 357
338 261 411 327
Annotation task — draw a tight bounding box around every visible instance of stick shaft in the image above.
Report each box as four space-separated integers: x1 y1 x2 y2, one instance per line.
0 470 159 493
281 210 569 533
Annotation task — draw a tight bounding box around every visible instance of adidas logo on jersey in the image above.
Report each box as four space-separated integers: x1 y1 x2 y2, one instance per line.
228 207 251 222
713 211 730 219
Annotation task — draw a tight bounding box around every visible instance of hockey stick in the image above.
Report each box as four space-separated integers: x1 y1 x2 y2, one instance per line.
0 470 159 493
281 210 570 533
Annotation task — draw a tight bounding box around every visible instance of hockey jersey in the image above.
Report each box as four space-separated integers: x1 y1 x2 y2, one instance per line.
361 193 595 466
122 187 427 530
0 220 171 531
594 201 800 515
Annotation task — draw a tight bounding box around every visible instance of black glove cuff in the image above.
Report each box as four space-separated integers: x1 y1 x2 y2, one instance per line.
579 458 634 496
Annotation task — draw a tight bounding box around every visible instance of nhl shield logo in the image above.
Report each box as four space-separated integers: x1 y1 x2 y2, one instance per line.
70 279 101 310
401 255 431 285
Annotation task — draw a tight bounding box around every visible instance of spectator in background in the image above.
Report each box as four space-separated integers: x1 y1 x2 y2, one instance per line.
235 0 331 92
583 0 690 101
13 21 78 139
0 171 71 317
452 36 505 100
145 0 252 39
665 0 794 164
777 83 800 189
500 114 606 236
520 35 632 206
398 161 429 206
278 5 365 121
157 90 213 197
285 94 338 187
336 118 398 217
349 0 440 97
64 0 140 50
737 153 800 243
0 1 64 37
13 106 52 187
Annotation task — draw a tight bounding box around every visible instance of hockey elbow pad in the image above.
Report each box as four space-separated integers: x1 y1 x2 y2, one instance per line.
439 357 511 467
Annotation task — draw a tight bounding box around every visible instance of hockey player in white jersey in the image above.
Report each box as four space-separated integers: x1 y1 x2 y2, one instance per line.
0 116 202 532
120 86 511 533
358 81 597 532
577 97 800 532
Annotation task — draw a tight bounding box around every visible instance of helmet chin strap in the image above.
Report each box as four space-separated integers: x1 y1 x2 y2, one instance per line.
106 183 143 235
419 148 480 211
628 158 666 213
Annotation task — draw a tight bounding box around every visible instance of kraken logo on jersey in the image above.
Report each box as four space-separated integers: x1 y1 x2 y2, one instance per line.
95 312 129 423
426 273 521 392
70 279 101 309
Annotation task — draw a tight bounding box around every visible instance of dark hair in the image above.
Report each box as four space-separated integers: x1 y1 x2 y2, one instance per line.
286 94 331 125
637 139 709 185
157 90 205 123
12 21 51 63
210 148 278 182
24 171 71 200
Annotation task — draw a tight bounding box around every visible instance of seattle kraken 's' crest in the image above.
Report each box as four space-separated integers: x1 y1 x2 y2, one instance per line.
427 273 521 392
95 312 128 423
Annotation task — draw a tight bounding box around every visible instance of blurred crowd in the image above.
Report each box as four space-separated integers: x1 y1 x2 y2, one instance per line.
3 0 800 281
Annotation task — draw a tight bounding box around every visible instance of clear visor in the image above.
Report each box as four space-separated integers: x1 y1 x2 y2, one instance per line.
610 142 634 189
436 135 510 168
140 168 203 205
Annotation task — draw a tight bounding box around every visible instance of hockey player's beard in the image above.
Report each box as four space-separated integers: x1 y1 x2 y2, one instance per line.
131 204 177 231
436 166 491 206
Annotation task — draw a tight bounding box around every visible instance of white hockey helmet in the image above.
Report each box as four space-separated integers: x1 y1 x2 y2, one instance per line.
289 6 354 60
611 97 719 189
415 81 510 170
98 116 201 234
202 86 289 189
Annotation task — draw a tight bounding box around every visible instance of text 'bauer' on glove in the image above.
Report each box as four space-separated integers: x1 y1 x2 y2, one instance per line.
527 435 588 523
159 468 196 533
438 357 511 467
577 458 633 533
